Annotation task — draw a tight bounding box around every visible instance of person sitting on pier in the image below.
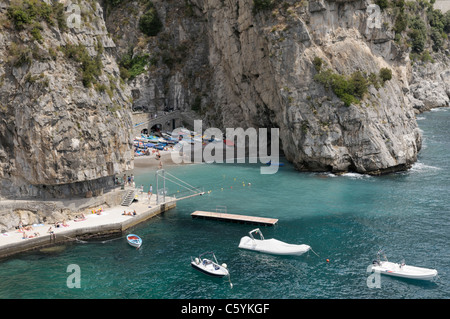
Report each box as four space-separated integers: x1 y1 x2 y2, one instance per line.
25 232 39 239
74 213 86 222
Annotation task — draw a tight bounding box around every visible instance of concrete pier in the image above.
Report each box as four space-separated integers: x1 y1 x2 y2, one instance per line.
0 198 176 260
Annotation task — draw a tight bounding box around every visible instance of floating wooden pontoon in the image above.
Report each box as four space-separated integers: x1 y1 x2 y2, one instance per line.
191 211 278 226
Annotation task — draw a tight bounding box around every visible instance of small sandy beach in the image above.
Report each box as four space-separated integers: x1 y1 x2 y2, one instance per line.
133 149 196 169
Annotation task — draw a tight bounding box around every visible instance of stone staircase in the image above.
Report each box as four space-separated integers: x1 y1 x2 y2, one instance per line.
121 189 136 206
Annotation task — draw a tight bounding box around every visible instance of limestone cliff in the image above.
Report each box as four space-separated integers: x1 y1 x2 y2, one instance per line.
1 0 449 206
107 0 435 174
0 0 134 200
199 0 423 174
409 53 450 112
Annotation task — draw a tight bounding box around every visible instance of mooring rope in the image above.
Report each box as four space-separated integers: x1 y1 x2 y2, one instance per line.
99 236 126 244
227 273 233 289
310 247 320 258
62 235 125 244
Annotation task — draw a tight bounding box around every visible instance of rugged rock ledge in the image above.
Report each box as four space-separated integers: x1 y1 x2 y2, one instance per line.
0 0 134 200
1 0 449 208
409 53 450 112
112 0 424 175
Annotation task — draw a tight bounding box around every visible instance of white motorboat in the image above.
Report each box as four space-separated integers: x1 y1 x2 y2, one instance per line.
238 228 311 256
369 250 438 281
191 252 229 278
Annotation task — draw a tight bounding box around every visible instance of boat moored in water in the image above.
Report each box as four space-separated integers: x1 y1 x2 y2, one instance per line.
238 228 311 256
369 250 438 281
126 234 142 249
191 252 229 277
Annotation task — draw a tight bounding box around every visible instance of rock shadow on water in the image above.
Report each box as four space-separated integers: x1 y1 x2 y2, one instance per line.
38 244 68 255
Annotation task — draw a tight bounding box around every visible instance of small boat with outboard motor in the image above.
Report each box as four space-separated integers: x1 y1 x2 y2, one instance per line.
368 250 438 281
190 251 234 288
191 251 229 277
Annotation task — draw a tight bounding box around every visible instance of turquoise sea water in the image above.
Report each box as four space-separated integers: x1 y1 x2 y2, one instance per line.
0 108 449 300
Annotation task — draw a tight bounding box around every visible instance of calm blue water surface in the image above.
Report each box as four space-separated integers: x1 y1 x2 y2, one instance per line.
0 108 449 299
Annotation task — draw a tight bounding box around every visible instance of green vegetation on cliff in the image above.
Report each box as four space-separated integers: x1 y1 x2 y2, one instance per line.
389 0 450 60
379 67 393 83
139 1 163 36
6 0 67 37
119 50 150 81
253 0 278 14
313 58 393 107
314 70 366 107
61 43 103 88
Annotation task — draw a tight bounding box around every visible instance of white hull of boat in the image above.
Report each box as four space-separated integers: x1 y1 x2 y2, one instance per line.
191 260 229 277
238 236 311 256
191 253 229 277
369 261 437 280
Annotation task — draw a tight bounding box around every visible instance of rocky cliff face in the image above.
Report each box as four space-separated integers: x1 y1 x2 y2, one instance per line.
0 0 134 200
111 0 426 174
409 53 450 112
202 0 423 174
0 0 448 205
